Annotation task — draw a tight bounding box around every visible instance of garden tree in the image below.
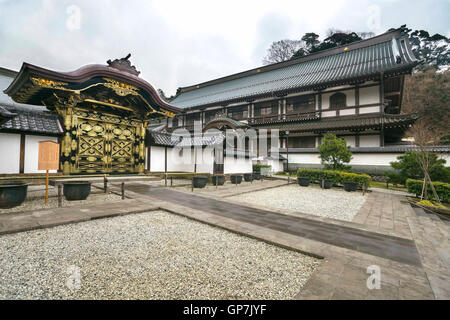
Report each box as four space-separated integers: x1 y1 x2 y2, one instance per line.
262 39 303 65
407 118 448 201
392 25 450 71
317 133 352 170
402 69 449 144
386 152 450 185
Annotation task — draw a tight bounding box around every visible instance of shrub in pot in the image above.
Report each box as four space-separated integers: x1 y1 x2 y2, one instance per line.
230 174 243 184
343 181 358 192
0 182 28 209
298 177 310 187
192 176 208 188
321 179 333 189
63 181 91 201
243 173 253 182
211 175 225 186
252 173 261 180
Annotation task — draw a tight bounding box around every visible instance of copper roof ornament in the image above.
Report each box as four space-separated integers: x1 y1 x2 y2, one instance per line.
106 53 141 76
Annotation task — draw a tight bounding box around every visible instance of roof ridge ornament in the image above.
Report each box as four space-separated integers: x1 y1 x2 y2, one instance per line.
106 53 141 76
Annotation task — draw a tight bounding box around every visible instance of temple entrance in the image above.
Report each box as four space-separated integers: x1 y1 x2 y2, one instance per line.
75 113 137 174
4 54 181 175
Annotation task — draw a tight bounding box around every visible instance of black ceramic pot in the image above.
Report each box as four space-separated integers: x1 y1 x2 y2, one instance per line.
343 181 358 192
297 177 310 187
230 175 242 184
63 181 91 201
192 176 208 188
321 179 333 189
252 173 261 180
0 183 28 209
243 173 253 182
211 175 225 186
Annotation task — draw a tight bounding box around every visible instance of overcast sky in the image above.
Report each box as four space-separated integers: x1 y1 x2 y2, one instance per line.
0 0 449 96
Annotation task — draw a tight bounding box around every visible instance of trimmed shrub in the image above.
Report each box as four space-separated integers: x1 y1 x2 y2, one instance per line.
406 179 450 203
297 168 370 188
253 164 271 174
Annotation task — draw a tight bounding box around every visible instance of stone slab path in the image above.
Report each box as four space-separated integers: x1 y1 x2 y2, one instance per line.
127 184 421 267
0 199 158 235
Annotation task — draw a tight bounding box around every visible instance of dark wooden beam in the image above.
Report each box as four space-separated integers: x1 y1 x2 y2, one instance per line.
19 134 25 174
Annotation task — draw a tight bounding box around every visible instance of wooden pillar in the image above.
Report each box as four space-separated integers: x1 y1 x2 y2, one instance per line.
19 133 25 174
164 146 167 172
380 72 385 147
147 146 151 171
355 85 360 115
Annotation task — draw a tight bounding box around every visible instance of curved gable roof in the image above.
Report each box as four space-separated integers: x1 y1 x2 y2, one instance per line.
4 59 181 119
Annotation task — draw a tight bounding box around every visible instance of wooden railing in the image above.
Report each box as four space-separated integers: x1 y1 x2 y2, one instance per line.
248 110 321 124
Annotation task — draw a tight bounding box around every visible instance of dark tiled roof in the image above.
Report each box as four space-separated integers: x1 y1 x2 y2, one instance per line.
203 117 248 129
147 130 225 147
0 105 63 135
254 113 418 132
171 30 418 109
280 145 450 154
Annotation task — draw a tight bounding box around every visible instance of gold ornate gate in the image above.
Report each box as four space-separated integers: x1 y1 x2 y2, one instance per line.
60 108 146 175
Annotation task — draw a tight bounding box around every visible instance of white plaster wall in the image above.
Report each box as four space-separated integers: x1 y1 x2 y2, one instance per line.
288 153 321 165
322 89 355 109
359 106 380 114
24 135 58 173
0 133 20 174
149 146 166 172
224 156 253 174
359 86 379 105
267 159 284 173
340 108 356 116
283 152 450 167
195 148 214 174
359 135 380 147
342 136 356 147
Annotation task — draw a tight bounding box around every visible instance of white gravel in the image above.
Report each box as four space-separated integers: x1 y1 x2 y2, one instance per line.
0 210 320 300
230 184 367 221
0 185 122 215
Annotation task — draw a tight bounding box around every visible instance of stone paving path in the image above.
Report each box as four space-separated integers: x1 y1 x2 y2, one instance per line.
128 184 421 267
0 199 158 235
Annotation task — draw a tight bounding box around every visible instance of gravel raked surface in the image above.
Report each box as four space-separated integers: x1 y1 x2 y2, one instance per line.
229 184 367 221
0 184 122 215
0 210 321 299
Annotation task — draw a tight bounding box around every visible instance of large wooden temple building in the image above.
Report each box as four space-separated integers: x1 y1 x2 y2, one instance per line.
0 28 444 176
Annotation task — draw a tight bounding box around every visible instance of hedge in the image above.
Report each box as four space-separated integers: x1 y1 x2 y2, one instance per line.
406 179 450 203
253 164 271 174
297 168 371 188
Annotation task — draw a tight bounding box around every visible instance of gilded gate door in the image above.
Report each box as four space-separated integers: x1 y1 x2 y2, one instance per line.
77 119 109 173
109 124 135 173
75 116 136 174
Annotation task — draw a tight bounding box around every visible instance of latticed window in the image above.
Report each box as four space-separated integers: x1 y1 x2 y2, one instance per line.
330 92 346 109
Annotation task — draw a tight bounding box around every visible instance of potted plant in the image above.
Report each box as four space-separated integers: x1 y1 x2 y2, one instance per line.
321 179 333 189
63 181 92 201
211 175 225 186
343 181 358 192
252 172 261 180
297 177 310 187
192 176 208 188
243 173 253 182
230 174 243 184
0 182 28 209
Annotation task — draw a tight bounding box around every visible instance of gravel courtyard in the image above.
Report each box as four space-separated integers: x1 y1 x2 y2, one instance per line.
230 184 367 221
0 210 320 300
